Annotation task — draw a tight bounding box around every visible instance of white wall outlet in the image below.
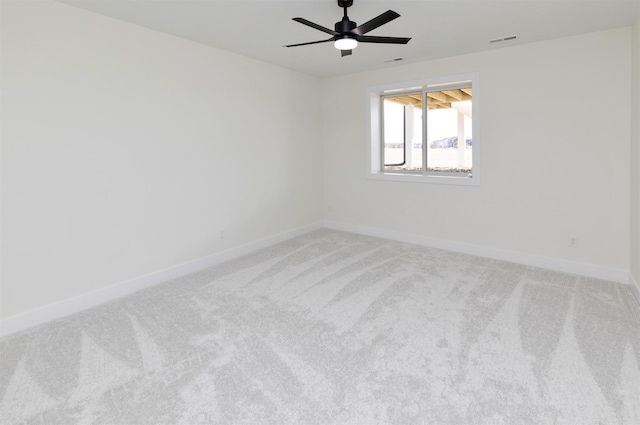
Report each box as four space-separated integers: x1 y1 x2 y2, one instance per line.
569 235 578 247
220 229 225 239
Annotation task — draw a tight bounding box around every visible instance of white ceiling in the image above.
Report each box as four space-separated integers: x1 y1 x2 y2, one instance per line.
57 0 640 77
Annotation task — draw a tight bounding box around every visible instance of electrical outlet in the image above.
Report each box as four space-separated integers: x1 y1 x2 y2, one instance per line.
569 235 578 248
220 229 225 239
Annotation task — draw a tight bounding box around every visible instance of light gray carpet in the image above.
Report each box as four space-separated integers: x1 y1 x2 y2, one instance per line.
1 229 639 424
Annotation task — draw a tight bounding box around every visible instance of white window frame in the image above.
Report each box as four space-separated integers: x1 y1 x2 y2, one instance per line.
366 72 480 186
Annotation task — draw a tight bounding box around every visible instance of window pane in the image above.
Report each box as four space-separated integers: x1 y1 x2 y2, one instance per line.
426 88 472 176
382 94 422 172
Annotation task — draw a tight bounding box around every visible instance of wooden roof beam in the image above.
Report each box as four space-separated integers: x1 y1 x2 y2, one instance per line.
386 94 421 107
426 91 448 102
407 94 422 104
426 97 451 109
428 91 462 104
442 89 472 102
443 89 464 101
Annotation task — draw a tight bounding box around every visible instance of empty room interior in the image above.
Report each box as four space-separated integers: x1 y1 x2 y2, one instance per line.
1 0 640 423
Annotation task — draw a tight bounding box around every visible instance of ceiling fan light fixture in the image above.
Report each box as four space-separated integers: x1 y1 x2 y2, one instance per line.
334 37 358 50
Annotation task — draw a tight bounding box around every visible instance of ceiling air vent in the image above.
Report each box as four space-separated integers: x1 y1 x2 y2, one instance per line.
489 35 518 44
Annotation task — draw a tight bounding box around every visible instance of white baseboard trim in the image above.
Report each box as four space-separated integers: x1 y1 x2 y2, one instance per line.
0 221 323 338
629 273 640 307
324 220 630 285
2 219 632 338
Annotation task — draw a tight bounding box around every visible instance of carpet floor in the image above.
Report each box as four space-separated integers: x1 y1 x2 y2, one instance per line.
1 229 639 424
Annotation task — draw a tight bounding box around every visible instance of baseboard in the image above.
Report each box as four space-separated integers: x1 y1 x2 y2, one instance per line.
324 220 630 285
629 273 640 307
2 219 631 338
0 221 323 338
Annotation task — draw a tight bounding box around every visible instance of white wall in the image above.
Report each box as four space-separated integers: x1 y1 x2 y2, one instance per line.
323 28 631 271
0 1 323 319
632 13 640 285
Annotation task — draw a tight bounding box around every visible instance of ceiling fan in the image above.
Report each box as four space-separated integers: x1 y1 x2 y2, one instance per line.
284 0 411 57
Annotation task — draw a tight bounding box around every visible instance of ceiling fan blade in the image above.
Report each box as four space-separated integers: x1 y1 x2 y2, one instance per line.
357 35 411 44
292 18 338 36
341 49 352 57
285 37 335 48
352 10 400 36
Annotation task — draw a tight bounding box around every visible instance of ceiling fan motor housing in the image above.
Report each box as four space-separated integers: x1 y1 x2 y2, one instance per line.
336 18 357 35
337 0 354 7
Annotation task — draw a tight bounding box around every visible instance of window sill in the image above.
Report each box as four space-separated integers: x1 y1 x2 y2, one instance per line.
366 171 480 186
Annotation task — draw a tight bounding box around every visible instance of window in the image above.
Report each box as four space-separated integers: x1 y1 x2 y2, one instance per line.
366 73 479 185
